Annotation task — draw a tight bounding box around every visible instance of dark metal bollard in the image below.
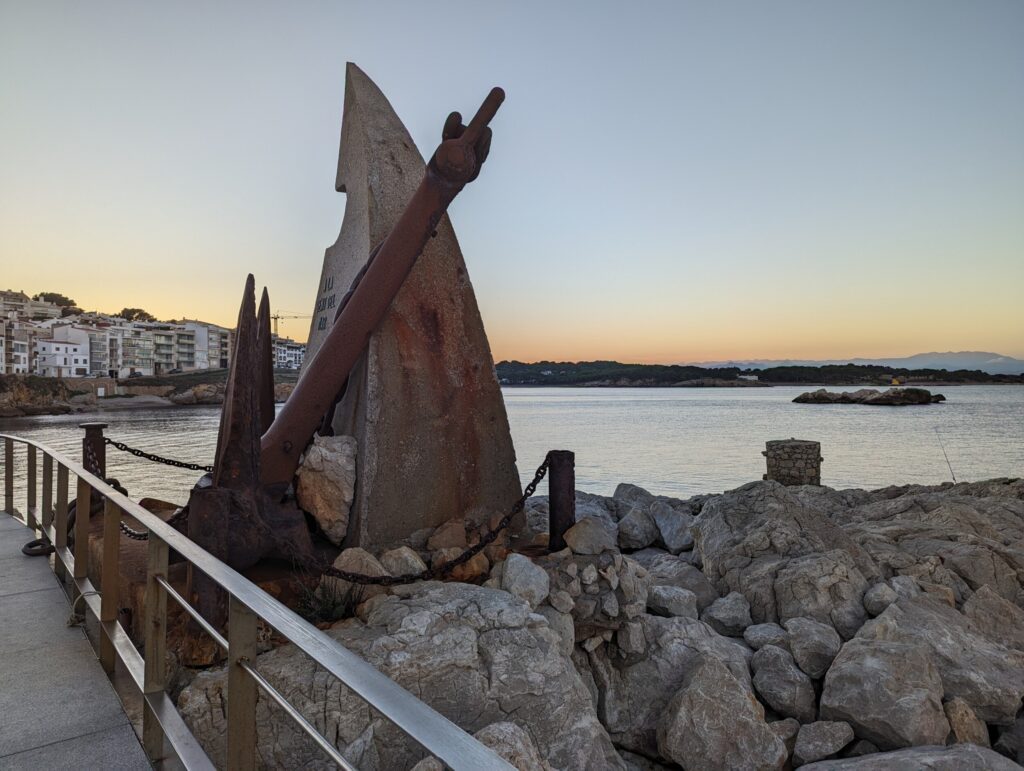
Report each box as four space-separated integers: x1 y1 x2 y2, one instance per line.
548 450 575 552
81 422 108 478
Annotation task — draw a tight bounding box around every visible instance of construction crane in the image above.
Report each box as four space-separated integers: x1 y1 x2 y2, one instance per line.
270 312 311 336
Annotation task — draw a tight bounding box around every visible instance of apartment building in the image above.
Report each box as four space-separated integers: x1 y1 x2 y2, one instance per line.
0 291 61 320
0 289 235 378
273 337 306 370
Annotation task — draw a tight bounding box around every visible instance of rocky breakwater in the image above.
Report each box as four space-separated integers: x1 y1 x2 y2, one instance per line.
177 473 1024 770
794 387 945 405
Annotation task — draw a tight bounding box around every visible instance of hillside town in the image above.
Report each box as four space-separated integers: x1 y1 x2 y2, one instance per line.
0 289 306 378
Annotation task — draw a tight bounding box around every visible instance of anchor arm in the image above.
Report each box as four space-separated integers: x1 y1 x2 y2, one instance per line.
259 87 505 489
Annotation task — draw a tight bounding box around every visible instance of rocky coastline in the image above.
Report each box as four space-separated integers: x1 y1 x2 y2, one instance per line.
175 468 1024 770
0 374 295 417
794 387 946 405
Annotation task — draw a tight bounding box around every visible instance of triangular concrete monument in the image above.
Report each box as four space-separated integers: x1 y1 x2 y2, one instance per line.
306 63 521 549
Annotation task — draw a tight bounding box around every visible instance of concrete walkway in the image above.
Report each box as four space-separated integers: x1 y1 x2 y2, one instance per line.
0 513 150 770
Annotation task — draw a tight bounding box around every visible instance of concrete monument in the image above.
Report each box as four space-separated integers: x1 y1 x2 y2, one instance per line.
307 64 521 549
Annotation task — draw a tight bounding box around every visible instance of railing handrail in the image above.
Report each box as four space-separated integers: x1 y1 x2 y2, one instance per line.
0 432 512 771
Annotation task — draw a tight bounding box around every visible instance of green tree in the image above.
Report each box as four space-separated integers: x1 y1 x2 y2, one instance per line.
117 307 156 322
33 291 76 307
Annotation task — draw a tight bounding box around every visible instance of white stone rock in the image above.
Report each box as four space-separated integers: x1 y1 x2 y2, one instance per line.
565 518 617 555
379 546 427 577
502 554 551 609
295 435 357 546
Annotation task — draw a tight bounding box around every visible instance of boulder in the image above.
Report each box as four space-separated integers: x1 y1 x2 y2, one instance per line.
943 698 990 748
319 547 390 602
649 501 694 554
785 617 842 679
474 722 552 771
794 721 855 766
771 717 801 755
701 591 753 636
641 553 719 611
295 435 357 546
819 638 949 749
587 615 752 756
564 518 617 555
994 713 1024 763
618 506 660 551
655 653 787 771
178 582 623 770
799 744 1021 769
502 554 550 609
647 586 698 619
745 623 790 651
963 585 1024 652
379 546 427 577
862 583 898 617
427 518 468 551
858 597 1024 723
752 645 818 723
431 547 488 583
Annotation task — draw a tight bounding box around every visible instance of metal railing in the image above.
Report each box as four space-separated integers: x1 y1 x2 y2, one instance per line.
0 431 513 771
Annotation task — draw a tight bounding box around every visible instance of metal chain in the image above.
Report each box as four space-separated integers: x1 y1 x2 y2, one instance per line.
321 452 551 586
118 506 188 541
104 438 214 473
81 441 190 541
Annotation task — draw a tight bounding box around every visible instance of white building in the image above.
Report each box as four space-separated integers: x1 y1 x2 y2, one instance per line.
36 334 90 378
273 337 306 370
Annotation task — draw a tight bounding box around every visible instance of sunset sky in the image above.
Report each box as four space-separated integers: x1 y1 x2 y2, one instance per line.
2 2 1022 361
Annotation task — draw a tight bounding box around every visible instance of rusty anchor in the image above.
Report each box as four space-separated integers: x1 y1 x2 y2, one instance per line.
179 87 505 632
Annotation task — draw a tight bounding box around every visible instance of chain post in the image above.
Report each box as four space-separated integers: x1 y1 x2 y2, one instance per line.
80 422 108 478
26 445 37 531
3 437 12 515
547 450 576 552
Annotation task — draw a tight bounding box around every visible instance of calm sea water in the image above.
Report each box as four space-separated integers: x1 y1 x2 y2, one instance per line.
1 386 1021 508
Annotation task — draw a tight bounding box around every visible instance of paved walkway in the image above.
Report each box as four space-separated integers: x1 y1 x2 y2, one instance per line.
0 512 150 770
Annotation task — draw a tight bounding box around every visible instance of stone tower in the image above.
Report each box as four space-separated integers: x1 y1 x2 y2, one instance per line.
307 63 521 549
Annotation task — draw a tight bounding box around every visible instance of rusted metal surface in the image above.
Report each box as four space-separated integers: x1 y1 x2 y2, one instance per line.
184 277 316 633
81 422 108 477
256 287 275 437
260 87 505 488
547 451 576 552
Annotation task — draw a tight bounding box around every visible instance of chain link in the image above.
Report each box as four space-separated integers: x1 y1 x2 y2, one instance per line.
104 438 213 473
321 452 551 586
87 435 550 581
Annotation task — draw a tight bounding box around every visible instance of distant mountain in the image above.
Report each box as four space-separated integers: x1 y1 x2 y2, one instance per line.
689 351 1024 376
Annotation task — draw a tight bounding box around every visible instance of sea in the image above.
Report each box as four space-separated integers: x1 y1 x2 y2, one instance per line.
1 385 1021 509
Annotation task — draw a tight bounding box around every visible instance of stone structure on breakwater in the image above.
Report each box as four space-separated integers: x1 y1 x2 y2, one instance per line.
763 438 823 486
304 63 521 550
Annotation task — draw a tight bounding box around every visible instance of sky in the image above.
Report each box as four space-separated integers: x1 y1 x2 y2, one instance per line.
1 1 1022 362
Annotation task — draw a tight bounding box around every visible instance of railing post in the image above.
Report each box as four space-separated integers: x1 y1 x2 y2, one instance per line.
80 421 108 478
3 438 12 514
226 596 258 771
55 464 69 581
73 476 91 602
548 450 576 552
99 496 121 674
42 453 53 531
27 445 37 531
143 535 169 761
